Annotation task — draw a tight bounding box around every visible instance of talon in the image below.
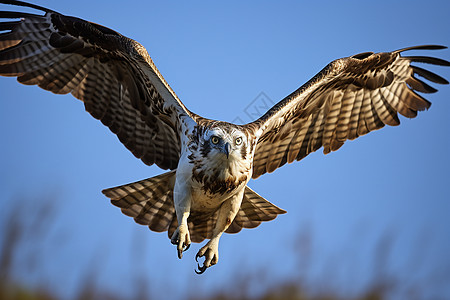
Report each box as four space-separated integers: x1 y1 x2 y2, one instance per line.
178 243 190 259
171 225 191 259
194 242 218 274
195 263 207 274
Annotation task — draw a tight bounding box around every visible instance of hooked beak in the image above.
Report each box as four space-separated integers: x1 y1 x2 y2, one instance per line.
223 142 231 158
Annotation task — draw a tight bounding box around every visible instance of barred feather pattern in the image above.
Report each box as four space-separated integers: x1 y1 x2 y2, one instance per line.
103 171 177 233
0 1 195 170
103 171 286 243
1 2 448 255
250 46 449 178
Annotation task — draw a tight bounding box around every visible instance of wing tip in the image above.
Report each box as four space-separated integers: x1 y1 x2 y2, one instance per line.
396 45 447 53
404 56 450 67
0 0 56 14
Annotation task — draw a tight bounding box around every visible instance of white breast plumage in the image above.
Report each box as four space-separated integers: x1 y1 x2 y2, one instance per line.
0 0 448 275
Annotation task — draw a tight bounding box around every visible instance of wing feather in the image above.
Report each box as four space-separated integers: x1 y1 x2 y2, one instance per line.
249 46 448 179
322 90 343 153
0 1 197 170
335 88 356 142
347 88 365 140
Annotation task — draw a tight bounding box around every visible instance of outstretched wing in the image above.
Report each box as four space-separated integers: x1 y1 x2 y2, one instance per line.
249 45 449 179
0 0 195 170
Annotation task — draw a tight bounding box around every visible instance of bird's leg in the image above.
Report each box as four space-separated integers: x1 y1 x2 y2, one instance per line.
171 177 192 259
195 190 243 274
170 213 191 258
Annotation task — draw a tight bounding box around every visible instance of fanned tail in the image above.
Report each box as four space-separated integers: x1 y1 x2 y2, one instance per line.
102 171 177 233
189 186 287 242
228 186 287 233
103 173 286 243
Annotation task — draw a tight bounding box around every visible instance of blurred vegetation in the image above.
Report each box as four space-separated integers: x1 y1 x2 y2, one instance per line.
0 194 444 300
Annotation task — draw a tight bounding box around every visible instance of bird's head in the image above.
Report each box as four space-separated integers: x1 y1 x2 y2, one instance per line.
201 126 248 161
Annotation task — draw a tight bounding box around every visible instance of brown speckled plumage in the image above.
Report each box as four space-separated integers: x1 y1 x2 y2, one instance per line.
1 0 448 273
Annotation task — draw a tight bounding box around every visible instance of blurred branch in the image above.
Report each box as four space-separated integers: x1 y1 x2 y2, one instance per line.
0 194 59 300
0 198 23 282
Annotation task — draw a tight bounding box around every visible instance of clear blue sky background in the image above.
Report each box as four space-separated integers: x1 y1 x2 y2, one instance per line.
0 1 449 299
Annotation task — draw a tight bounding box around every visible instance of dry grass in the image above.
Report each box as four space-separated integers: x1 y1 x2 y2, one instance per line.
0 194 445 300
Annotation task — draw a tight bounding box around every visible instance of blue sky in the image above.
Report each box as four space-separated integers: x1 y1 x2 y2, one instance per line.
0 1 449 299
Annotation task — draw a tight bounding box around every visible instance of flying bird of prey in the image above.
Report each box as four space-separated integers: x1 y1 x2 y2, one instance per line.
0 1 449 274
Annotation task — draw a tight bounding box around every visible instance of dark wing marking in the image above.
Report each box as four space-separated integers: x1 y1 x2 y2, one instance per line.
0 0 196 170
248 45 449 179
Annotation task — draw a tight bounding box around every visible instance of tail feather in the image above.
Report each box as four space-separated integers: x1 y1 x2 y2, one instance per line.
226 186 286 234
189 186 286 240
102 170 176 233
103 172 286 243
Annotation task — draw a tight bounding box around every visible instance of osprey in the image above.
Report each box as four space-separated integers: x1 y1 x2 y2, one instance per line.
0 1 448 274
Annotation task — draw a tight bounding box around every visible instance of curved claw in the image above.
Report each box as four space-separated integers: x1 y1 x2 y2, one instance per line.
195 253 207 274
195 263 207 274
177 242 191 259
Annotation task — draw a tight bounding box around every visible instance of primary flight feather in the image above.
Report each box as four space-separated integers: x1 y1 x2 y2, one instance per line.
0 0 448 274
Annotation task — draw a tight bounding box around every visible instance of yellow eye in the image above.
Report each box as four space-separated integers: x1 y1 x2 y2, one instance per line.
235 137 243 145
211 136 220 144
